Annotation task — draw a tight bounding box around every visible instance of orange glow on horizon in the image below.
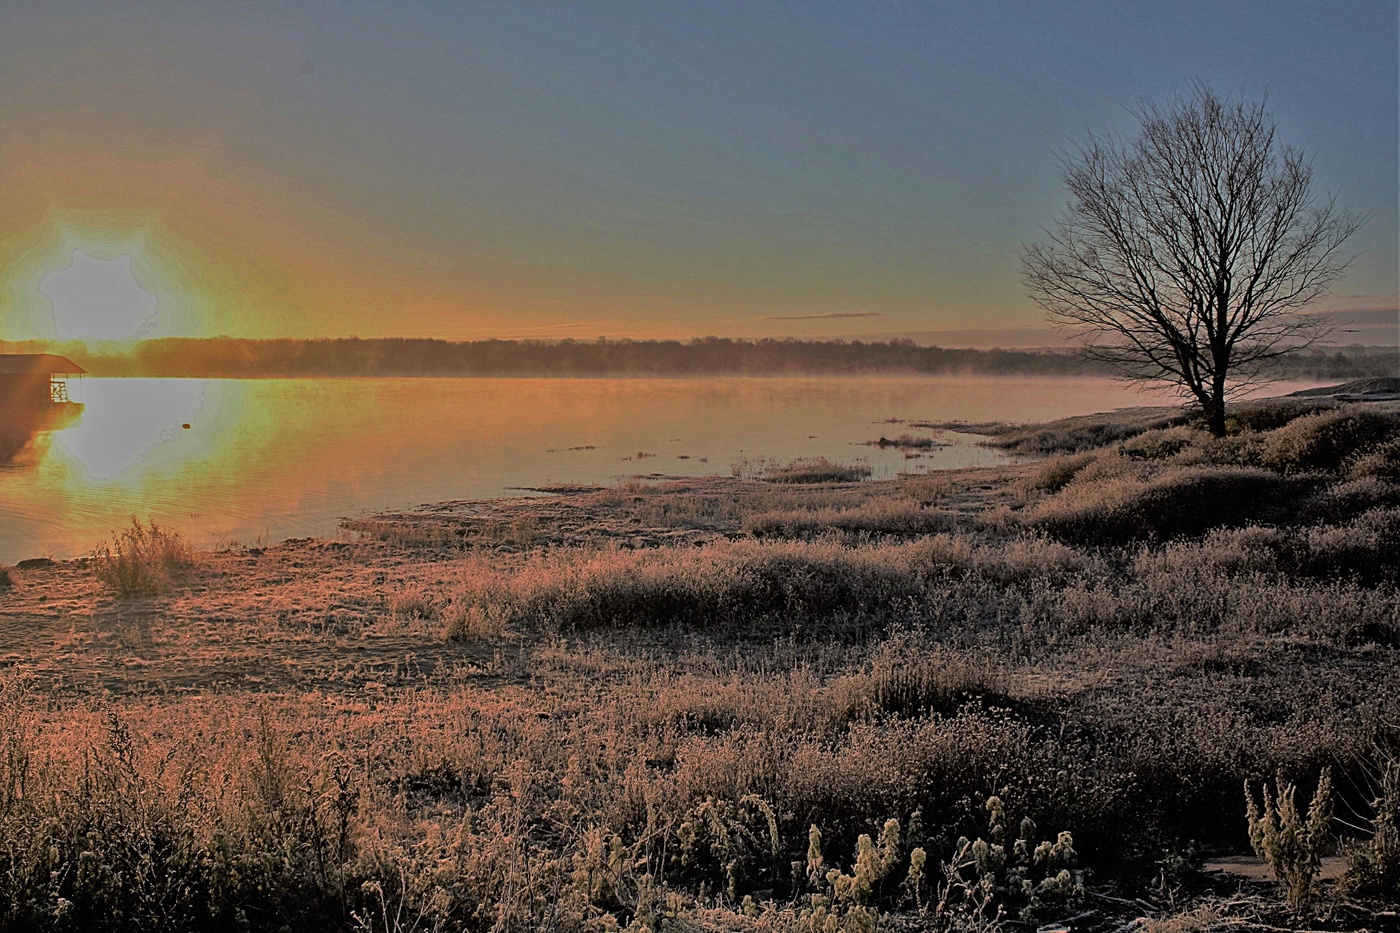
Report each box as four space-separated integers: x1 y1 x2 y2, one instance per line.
0 136 1024 345
0 139 722 342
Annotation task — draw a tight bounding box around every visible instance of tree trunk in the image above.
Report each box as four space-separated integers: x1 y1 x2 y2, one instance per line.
1203 387 1228 437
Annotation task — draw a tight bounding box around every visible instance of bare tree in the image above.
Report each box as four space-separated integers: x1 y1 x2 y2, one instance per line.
1022 82 1361 436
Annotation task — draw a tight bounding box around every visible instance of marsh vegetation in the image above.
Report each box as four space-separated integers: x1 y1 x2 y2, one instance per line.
0 389 1397 931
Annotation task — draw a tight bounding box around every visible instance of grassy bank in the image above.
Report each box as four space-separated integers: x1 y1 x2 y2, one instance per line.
0 393 1397 931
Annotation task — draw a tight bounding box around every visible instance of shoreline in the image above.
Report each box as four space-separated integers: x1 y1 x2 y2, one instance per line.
11 378 1396 567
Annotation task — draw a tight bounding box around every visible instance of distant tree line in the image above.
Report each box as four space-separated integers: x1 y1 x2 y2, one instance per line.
5 336 1393 381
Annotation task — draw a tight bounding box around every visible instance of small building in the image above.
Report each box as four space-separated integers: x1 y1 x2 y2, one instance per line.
0 354 86 407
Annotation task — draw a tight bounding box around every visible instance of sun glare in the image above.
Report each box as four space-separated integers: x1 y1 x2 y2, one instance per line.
53 378 225 482
39 249 160 341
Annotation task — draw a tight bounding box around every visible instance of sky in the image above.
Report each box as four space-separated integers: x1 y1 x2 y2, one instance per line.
1 1 1396 345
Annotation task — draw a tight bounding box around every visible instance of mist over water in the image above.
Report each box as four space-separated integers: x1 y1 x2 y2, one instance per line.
0 375 1323 562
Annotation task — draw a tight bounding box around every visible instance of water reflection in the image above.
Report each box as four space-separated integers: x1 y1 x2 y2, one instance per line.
0 355 86 468
0 375 1325 563
57 379 239 481
0 404 81 468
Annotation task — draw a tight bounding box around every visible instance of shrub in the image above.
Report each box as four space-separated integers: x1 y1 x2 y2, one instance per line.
1225 399 1329 434
1024 466 1316 544
672 795 784 900
91 519 196 596
0 566 12 589
1260 408 1400 474
1301 508 1400 584
1345 748 1400 899
937 797 1081 926
442 600 506 639
797 818 929 931
1351 437 1400 483
1300 477 1400 526
1119 426 1204 461
1245 768 1333 909
821 818 903 913
1021 451 1099 494
387 582 442 621
843 635 1008 720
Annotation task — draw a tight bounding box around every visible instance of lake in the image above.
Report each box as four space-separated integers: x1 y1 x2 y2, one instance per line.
0 375 1319 562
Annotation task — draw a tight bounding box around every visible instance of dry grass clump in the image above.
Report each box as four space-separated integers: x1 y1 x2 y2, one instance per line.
1137 903 1228 933
440 533 1102 639
343 514 473 550
840 634 1008 719
983 399 1396 466
744 498 960 538
1133 506 1400 588
866 433 940 449
600 479 877 533
1007 402 1400 546
1350 437 1400 483
1167 431 1270 468
1224 398 1332 433
741 456 873 484
984 407 1188 455
1118 425 1205 461
1138 525 1290 579
0 692 361 932
1302 476 1400 524
91 518 196 596
1023 466 1315 544
441 599 508 639
345 512 542 551
1301 507 1400 584
379 562 516 638
1020 450 1101 494
988 533 1101 582
447 540 927 634
1259 407 1400 474
387 580 443 621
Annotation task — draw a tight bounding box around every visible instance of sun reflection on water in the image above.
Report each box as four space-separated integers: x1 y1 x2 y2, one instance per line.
56 379 239 482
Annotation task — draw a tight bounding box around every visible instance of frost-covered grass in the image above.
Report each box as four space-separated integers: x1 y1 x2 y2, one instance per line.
1 396 1396 931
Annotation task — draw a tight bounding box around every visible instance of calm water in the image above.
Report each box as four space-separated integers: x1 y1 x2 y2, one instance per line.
0 375 1320 562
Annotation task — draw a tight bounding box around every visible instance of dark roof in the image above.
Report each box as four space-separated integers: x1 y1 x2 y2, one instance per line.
0 354 87 375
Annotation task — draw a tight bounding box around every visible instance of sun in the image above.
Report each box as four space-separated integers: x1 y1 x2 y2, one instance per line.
39 249 159 341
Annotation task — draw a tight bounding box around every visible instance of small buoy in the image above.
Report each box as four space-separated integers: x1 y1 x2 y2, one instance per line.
181 423 191 430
